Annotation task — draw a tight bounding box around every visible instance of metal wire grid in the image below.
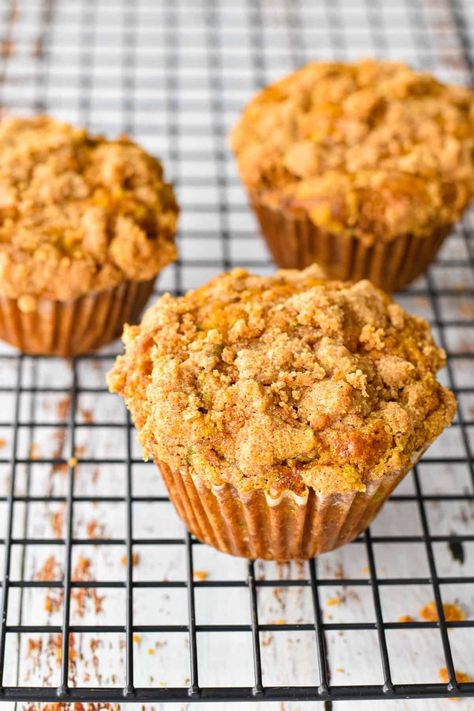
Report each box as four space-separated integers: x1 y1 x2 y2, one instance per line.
0 0 471 705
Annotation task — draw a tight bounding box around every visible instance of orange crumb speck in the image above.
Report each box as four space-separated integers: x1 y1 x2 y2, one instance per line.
29 443 40 460
335 667 345 673
147 648 155 655
0 438 6 449
439 667 472 700
273 618 286 625
80 408 94 424
420 602 466 622
327 596 343 607
361 566 369 575
133 633 141 644
120 552 140 567
67 457 78 467
398 615 414 623
193 570 209 581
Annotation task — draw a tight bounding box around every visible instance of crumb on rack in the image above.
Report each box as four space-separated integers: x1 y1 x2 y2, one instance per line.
326 596 344 607
193 569 209 581
56 396 71 421
80 408 94 423
420 602 466 622
29 443 40 460
49 510 64 538
398 614 414 623
27 638 42 657
71 556 104 617
120 552 140 567
439 667 472 701
86 519 105 539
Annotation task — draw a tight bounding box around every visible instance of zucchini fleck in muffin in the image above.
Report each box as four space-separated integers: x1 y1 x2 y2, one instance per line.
108 266 456 560
231 59 474 291
0 116 178 355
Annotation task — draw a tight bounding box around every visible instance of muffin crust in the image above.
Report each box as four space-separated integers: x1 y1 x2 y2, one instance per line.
108 266 456 495
0 116 178 305
231 59 474 244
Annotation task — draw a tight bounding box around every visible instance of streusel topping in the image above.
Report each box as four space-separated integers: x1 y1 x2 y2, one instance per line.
108 266 456 495
231 60 474 243
0 116 178 303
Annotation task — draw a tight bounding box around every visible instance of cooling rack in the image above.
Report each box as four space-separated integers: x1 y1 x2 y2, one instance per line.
0 0 473 707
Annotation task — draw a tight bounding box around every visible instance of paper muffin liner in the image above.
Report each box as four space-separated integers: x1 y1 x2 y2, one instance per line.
0 278 155 357
156 456 421 560
250 196 450 292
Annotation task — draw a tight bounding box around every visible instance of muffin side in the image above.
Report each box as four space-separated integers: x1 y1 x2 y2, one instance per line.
231 60 474 289
108 267 456 559
0 116 178 354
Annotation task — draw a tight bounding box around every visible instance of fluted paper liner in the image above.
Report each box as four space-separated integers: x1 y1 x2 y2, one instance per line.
156 454 422 560
251 197 450 292
0 278 155 356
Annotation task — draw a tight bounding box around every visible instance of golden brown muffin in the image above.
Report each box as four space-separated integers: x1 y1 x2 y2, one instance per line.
231 59 474 291
0 116 178 355
108 266 456 560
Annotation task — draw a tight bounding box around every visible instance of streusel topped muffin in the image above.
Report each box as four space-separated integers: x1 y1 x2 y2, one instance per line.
109 266 455 519
0 116 178 305
230 60 474 290
0 116 178 356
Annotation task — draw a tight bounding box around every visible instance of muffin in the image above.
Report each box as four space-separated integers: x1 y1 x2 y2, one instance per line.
230 59 474 291
0 116 178 356
108 266 456 560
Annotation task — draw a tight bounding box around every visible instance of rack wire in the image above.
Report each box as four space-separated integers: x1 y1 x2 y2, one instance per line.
0 0 472 706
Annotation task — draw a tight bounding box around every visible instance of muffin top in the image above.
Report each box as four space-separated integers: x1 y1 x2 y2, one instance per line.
108 266 456 495
0 116 178 306
231 59 474 244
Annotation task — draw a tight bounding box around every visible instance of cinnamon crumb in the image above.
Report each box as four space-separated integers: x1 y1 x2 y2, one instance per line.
420 602 466 622
326 596 344 607
71 556 104 617
86 519 105 539
80 408 94 423
56 396 71 421
29 443 40 460
439 667 472 701
27 638 42 657
50 510 64 538
121 552 140 567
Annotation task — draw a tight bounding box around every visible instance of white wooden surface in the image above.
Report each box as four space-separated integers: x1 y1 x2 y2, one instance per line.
0 0 472 709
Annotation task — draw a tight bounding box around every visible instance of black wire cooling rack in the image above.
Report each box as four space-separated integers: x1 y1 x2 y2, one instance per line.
0 0 473 706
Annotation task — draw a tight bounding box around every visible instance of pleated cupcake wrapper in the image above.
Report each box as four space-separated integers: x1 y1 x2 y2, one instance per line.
156 454 422 560
0 278 155 356
250 195 450 292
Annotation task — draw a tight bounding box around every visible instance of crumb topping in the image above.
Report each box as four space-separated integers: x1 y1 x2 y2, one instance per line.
0 116 178 301
108 266 455 495
231 60 474 243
